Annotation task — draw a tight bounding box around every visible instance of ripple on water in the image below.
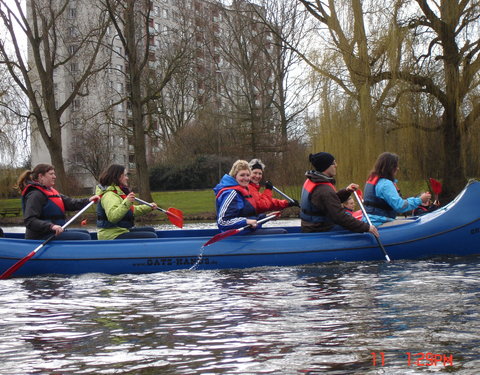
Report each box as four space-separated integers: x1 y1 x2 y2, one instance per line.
0 258 479 374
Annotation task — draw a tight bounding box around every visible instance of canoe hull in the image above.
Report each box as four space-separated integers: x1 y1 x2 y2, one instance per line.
2 180 480 277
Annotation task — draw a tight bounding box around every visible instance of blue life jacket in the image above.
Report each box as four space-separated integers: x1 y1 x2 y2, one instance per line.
96 188 135 229
22 184 66 225
300 179 335 224
363 177 397 219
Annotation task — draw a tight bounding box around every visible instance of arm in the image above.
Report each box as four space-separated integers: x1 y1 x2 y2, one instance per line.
133 204 153 217
61 194 90 211
312 186 370 233
216 190 248 231
376 179 422 213
101 191 133 223
261 189 289 210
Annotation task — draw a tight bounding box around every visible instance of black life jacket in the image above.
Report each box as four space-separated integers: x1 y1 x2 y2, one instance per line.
96 187 135 229
363 176 397 219
300 179 336 223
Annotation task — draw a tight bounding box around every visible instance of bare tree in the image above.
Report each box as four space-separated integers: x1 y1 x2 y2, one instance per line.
103 0 194 200
0 0 109 192
207 1 281 156
0 65 29 167
253 0 316 164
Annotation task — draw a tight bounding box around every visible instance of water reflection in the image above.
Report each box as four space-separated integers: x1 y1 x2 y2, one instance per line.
0 259 479 374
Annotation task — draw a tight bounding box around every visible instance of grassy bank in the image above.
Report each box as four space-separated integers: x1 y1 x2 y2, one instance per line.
0 189 218 225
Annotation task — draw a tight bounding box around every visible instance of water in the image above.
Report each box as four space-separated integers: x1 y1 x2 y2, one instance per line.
1 223 479 374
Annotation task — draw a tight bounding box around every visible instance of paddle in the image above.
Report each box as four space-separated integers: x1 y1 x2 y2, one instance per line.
203 211 281 247
429 178 442 206
134 197 183 228
0 200 96 279
271 185 296 204
353 190 391 263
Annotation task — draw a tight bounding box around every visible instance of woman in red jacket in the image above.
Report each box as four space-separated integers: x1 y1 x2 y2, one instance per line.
247 159 297 214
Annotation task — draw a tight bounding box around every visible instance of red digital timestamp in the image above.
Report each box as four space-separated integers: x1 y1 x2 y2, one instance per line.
371 352 454 367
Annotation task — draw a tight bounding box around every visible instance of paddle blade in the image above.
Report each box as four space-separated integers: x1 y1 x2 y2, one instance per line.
0 250 36 279
203 228 240 247
429 178 442 195
356 189 363 201
166 207 183 228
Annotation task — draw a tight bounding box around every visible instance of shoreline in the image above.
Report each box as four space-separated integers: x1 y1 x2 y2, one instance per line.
0 207 301 227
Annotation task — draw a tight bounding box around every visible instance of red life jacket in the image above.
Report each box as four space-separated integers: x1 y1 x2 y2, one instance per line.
21 184 66 224
215 185 258 213
303 179 336 193
22 184 65 212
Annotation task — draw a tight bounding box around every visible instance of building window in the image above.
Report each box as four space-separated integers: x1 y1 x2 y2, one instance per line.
70 62 78 72
68 45 78 55
68 8 76 19
72 99 80 111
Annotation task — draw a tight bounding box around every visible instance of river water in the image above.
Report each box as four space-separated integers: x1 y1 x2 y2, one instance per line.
1 222 479 374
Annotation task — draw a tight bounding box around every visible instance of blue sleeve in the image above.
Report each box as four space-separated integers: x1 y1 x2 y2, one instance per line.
216 190 248 231
376 179 422 213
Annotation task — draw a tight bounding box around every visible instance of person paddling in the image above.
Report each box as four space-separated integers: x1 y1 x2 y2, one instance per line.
300 152 378 237
16 164 99 240
363 152 431 226
96 164 158 240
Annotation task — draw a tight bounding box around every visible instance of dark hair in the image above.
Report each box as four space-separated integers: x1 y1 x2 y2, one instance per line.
99 164 126 186
16 163 54 192
368 152 399 181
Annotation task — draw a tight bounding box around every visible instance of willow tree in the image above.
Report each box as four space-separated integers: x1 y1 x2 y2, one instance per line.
0 0 109 192
297 0 402 164
374 0 480 199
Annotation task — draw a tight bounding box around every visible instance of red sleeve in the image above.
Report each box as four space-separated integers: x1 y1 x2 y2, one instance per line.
258 188 289 212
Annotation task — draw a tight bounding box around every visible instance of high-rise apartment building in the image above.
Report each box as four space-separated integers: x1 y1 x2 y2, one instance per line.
29 0 278 190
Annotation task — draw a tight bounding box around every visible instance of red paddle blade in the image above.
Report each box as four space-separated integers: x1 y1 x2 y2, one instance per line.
203 228 240 247
166 207 183 228
0 250 36 279
356 189 363 201
429 178 442 195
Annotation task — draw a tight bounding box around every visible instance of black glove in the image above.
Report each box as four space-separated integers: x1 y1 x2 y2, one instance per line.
289 199 300 207
264 181 273 190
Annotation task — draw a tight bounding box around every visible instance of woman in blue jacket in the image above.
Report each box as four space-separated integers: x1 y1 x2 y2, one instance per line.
363 152 431 226
213 160 262 232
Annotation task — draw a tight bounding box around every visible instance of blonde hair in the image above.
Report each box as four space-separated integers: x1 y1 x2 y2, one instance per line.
229 160 251 177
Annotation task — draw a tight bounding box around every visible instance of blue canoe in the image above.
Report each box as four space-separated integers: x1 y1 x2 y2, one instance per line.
1 180 480 277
